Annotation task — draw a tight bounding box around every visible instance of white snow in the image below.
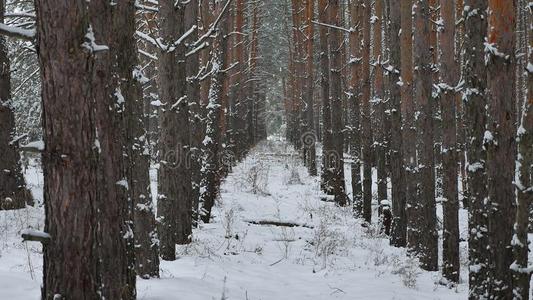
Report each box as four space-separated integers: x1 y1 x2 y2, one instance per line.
2 139 531 299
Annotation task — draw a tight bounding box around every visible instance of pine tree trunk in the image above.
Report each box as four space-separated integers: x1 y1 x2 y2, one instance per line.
413 0 438 271
388 0 407 247
158 0 192 260
318 0 333 195
512 1 532 296
36 1 100 298
186 0 203 227
439 0 459 283
373 0 388 222
0 0 32 210
361 0 372 222
463 1 490 297
118 0 160 278
486 0 517 298
303 0 317 176
200 0 229 224
348 0 363 214
327 0 347 206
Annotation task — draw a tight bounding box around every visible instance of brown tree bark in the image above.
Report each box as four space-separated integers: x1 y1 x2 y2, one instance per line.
200 0 230 224
439 0 459 283
463 1 489 297
186 0 203 227
318 0 333 195
157 0 192 260
327 0 348 206
303 0 317 176
0 0 32 211
361 0 372 221
373 0 387 222
512 1 532 296
413 0 438 271
36 0 100 298
119 0 160 278
486 0 517 297
348 0 363 213
388 0 407 247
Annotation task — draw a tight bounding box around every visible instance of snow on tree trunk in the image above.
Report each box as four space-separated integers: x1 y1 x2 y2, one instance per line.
413 0 438 272
485 0 517 298
438 0 460 283
388 0 407 247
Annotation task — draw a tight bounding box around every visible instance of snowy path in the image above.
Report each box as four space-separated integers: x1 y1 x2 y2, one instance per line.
0 139 469 299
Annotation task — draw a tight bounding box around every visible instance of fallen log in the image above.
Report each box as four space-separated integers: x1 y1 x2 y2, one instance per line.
244 219 314 229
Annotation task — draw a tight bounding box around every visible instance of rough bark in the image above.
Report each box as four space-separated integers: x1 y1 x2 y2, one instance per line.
388 0 406 247
486 0 517 298
512 1 532 296
186 0 203 227
318 0 333 195
348 0 363 214
328 0 348 206
439 0 459 283
373 0 387 222
463 1 489 297
200 0 230 224
36 1 100 298
303 0 317 176
0 0 32 211
361 0 372 222
119 0 160 278
413 0 438 271
157 0 192 261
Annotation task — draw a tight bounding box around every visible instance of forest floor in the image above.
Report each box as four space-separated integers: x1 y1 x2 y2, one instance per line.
0 138 499 299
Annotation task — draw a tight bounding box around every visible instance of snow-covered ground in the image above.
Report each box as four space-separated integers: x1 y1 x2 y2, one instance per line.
0 139 480 299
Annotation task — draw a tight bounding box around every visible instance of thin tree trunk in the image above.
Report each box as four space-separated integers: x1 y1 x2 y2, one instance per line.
413 0 438 271
439 0 459 283
361 0 372 222
388 0 407 247
318 0 333 195
304 0 317 176
486 0 517 298
463 1 489 297
348 0 363 214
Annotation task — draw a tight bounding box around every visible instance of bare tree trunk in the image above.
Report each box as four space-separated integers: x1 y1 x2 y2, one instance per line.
318 0 333 195
463 1 489 297
158 0 192 260
186 0 203 227
0 0 32 210
439 0 459 283
348 0 363 214
486 0 517 298
512 1 532 296
373 0 388 223
36 1 100 298
413 0 438 271
328 0 347 206
200 0 230 224
303 0 317 176
118 0 160 278
388 0 407 247
361 0 372 222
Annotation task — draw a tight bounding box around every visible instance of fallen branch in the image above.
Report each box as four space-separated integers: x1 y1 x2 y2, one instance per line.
244 219 314 229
